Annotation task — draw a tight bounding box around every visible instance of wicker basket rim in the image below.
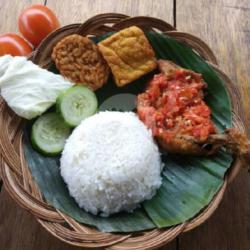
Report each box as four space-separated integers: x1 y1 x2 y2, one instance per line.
0 13 246 250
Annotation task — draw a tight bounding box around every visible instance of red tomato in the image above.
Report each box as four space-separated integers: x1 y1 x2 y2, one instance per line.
0 33 32 56
18 4 60 47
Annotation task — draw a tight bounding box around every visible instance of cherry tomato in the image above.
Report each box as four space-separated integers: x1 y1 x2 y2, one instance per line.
18 4 60 47
0 33 32 56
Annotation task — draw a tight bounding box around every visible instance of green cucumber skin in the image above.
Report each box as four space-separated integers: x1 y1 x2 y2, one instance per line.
31 113 71 157
31 129 62 157
56 94 77 128
56 86 98 127
56 91 72 127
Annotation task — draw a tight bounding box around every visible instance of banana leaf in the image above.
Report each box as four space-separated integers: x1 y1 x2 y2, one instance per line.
23 31 233 232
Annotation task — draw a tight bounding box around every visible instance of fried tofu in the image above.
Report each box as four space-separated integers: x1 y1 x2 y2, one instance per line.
98 26 157 87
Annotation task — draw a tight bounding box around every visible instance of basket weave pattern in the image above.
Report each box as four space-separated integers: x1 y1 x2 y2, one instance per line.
0 14 246 249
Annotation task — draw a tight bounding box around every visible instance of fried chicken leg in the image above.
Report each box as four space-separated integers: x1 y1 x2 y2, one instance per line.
137 60 250 161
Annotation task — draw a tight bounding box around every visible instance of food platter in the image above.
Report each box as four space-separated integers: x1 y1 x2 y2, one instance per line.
0 13 247 249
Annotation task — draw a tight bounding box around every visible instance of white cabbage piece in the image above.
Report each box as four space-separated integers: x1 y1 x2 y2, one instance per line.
0 55 73 119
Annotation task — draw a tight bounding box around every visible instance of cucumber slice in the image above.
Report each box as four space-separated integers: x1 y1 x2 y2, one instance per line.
57 86 98 127
31 113 71 156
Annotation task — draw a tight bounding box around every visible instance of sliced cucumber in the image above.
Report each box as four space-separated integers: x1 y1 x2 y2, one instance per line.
57 86 98 127
31 113 71 156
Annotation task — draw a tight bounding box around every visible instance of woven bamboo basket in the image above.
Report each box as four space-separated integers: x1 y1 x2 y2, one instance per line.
0 13 246 250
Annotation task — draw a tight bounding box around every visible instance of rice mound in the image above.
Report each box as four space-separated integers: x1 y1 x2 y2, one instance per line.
60 111 162 216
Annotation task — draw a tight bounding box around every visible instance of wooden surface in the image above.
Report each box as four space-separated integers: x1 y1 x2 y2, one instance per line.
0 0 249 249
177 1 250 249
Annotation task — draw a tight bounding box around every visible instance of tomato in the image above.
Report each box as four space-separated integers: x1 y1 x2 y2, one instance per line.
0 33 32 56
18 4 60 47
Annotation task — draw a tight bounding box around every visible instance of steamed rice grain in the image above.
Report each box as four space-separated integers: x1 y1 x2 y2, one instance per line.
60 111 162 216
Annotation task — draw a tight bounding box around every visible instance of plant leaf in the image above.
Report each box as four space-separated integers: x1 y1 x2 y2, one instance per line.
24 128 155 232
23 31 233 232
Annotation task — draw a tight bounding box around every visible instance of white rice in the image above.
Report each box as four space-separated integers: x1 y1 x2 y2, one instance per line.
60 111 162 216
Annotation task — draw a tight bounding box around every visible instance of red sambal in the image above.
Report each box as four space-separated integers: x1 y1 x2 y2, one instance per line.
137 68 216 147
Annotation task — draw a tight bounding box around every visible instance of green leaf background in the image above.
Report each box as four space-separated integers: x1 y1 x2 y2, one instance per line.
24 32 233 232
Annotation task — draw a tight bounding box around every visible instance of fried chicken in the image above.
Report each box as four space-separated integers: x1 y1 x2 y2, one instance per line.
137 60 250 160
